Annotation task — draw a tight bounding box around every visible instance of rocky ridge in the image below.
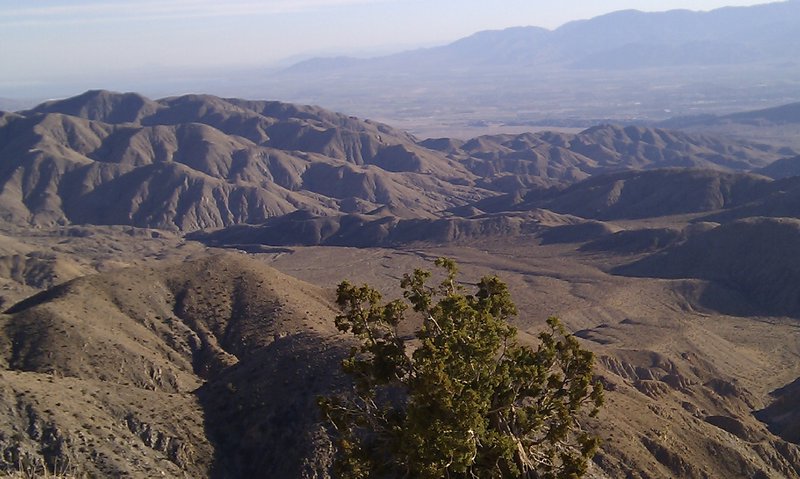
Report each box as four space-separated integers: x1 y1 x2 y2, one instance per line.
1 91 793 235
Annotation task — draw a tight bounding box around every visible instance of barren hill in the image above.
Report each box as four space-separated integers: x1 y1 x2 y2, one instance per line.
756 155 800 179
28 90 162 124
700 176 800 223
24 90 460 175
0 253 345 477
2 91 486 230
438 125 787 188
615 217 800 317
4 91 792 239
536 168 774 220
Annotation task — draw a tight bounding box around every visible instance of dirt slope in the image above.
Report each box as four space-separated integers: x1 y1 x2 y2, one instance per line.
615 217 800 317
0 253 344 478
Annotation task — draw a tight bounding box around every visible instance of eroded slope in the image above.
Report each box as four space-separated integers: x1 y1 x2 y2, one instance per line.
0 253 344 478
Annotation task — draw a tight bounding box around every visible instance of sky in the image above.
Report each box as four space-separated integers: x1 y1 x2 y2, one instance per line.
0 0 783 98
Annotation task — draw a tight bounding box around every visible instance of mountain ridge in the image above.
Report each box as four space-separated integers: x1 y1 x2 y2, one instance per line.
1 91 795 238
1 91 488 230
284 2 800 74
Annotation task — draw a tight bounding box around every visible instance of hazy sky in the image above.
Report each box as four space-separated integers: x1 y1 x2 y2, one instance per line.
0 0 782 97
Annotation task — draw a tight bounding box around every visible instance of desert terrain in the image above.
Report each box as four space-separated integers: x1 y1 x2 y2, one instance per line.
1 90 800 478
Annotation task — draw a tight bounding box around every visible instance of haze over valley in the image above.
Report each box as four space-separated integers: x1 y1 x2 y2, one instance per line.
5 1 800 143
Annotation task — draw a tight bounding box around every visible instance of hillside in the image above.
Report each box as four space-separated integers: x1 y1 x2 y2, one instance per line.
0 91 485 230
535 168 774 220
700 176 800 223
442 125 785 188
0 253 344 477
756 155 800 179
615 217 800 317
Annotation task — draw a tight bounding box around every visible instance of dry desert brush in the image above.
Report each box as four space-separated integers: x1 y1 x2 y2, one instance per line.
319 258 603 478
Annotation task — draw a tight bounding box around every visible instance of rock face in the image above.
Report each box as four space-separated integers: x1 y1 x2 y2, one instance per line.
0 254 344 478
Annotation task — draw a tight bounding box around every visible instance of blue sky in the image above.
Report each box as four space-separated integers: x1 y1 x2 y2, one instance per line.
0 0 781 97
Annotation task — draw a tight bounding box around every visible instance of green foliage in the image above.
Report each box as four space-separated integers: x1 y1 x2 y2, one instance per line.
319 258 603 478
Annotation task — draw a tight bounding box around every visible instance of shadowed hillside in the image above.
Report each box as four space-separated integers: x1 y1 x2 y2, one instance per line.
187 209 581 248
0 254 345 478
535 168 774 220
701 176 800 223
615 217 800 317
756 155 800 179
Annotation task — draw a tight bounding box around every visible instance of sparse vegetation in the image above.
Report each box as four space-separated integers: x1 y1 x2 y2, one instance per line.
319 258 603 478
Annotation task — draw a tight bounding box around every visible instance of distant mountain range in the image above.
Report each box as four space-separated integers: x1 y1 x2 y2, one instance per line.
660 102 800 129
289 1 800 74
245 1 800 128
2 91 795 235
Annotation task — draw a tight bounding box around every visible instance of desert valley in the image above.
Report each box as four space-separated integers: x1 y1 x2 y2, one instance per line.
3 2 800 478
0 88 799 478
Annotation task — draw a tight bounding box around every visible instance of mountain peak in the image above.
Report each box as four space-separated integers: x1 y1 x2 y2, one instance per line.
28 89 160 124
